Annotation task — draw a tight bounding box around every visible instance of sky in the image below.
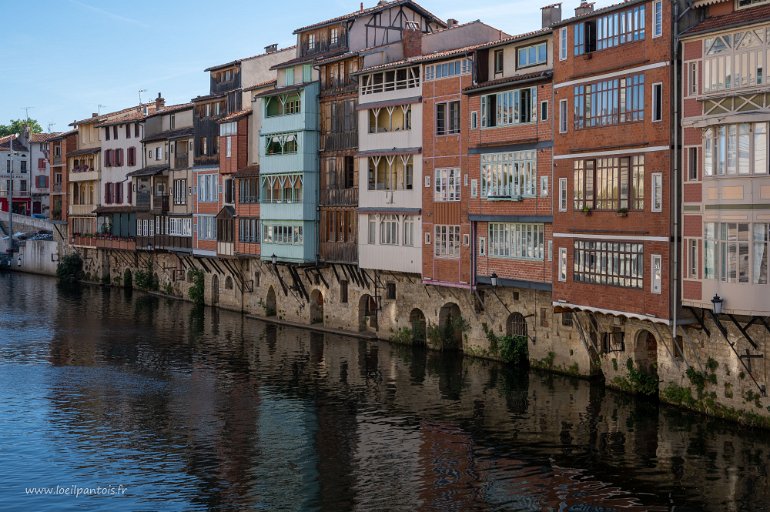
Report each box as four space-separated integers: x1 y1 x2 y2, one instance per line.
1 0 604 133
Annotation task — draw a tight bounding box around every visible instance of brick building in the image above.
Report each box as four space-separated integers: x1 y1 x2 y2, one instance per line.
48 129 77 224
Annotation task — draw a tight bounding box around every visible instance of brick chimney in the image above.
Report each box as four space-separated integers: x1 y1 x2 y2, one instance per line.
402 21 422 59
575 1 594 17
446 18 458 29
265 43 278 53
155 93 165 111
541 3 562 28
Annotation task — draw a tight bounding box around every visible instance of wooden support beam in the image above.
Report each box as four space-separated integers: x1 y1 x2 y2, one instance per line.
316 267 329 289
331 264 341 284
728 313 759 349
273 264 289 296
708 310 729 339
685 306 711 337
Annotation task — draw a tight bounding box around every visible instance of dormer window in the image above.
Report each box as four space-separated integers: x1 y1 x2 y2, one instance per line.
308 34 316 51
330 28 339 46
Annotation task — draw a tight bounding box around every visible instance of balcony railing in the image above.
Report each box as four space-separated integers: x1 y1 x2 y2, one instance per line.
320 131 357 152
53 155 62 166
174 154 189 169
194 154 218 166
151 195 169 214
135 192 151 209
137 234 192 252
0 190 30 198
320 188 357 206
320 241 357 264
300 38 347 58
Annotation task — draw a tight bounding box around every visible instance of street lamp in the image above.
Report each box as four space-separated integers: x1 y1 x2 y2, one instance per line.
146 243 153 251
271 253 277 266
490 272 498 287
711 294 724 315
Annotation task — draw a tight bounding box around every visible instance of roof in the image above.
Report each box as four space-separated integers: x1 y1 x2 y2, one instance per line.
145 102 194 120
292 0 446 34
127 165 169 177
253 83 307 99
96 109 147 127
215 205 235 220
552 0 647 28
234 165 260 178
217 109 252 123
67 147 100 157
71 102 155 126
473 28 551 51
355 42 489 75
270 49 348 70
48 129 78 141
191 92 226 103
204 46 297 72
243 79 277 92
683 4 770 37
142 127 195 144
29 132 60 143
464 70 553 93
0 135 28 152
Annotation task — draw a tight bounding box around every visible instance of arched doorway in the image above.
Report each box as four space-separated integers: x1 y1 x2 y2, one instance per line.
310 289 324 324
358 294 378 331
438 303 464 351
409 308 426 345
265 286 277 317
635 330 658 374
506 313 527 338
211 275 219 305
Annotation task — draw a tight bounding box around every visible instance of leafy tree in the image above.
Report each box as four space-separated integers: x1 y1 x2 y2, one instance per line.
0 119 43 137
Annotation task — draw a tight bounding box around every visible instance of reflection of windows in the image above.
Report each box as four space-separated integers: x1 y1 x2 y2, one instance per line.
238 177 259 203
434 168 460 201
480 150 536 198
425 59 472 80
574 74 644 129
197 174 218 202
263 223 303 245
703 123 768 176
367 155 413 191
573 156 644 211
488 223 544 260
265 133 298 155
573 240 643 288
436 101 461 135
705 222 768 284
703 28 769 93
574 4 645 55
434 225 460 258
481 87 536 127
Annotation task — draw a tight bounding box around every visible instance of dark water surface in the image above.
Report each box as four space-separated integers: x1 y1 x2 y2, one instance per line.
1 272 769 511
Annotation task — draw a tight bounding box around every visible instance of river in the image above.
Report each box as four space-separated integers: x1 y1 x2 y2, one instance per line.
0 272 768 511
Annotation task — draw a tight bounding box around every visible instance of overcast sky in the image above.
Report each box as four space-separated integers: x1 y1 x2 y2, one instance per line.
2 0 601 132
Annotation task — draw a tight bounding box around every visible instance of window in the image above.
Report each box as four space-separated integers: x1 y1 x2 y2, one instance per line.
573 74 644 129
127 147 136 166
688 239 698 279
540 176 549 197
168 218 191 237
265 93 302 117
425 59 472 81
494 49 504 74
197 174 218 202
704 222 766 283
517 42 547 68
360 66 420 95
368 215 376 244
559 99 568 133
135 123 140 138
238 218 260 243
113 126 118 139
104 127 110 141
386 282 396 300
224 178 235 204
226 137 232 158
285 68 294 86
125 124 131 139
653 0 663 37
558 247 567 281
436 101 461 135
239 177 259 203
368 104 411 133
367 155 413 191
481 86 536 127
263 224 303 245
330 28 339 45
573 156 645 211
688 62 698 96
404 217 414 246
703 28 769 93
196 215 216 240
155 146 163 160
303 64 312 83
651 254 662 294
561 311 573 326
435 168 460 201
480 150 536 199
574 4 646 55
652 172 663 212
560 27 568 60
380 215 398 245
434 225 461 257
488 223 544 259
540 101 548 121
471 111 478 129
559 178 568 211
652 83 663 122
573 240 644 288
548 240 553 261
307 33 315 50
104 149 112 167
260 174 303 203
265 133 298 155
173 179 187 205
470 179 478 198
687 147 699 181
703 122 768 176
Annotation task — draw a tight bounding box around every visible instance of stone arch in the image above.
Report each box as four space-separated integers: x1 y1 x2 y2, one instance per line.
211 274 219 305
358 294 378 331
506 312 528 338
635 329 658 374
438 302 464 351
310 289 324 325
409 308 426 345
225 275 233 290
265 286 277 317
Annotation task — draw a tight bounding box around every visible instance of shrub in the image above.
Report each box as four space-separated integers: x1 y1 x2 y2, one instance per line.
187 269 205 307
56 253 83 284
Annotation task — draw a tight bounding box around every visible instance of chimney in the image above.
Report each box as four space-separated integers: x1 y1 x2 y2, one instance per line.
446 18 458 29
265 43 278 54
360 2 363 11
402 21 422 59
155 92 165 111
575 1 594 17
541 3 562 28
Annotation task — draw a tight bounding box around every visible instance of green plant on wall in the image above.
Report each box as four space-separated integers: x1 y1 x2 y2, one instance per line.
56 253 83 284
484 325 529 366
187 269 205 307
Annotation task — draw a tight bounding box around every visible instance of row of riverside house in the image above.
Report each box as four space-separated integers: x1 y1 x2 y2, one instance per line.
49 0 770 415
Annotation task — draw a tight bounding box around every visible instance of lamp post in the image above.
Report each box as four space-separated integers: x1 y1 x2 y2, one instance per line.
490 272 498 287
711 294 724 315
271 253 277 266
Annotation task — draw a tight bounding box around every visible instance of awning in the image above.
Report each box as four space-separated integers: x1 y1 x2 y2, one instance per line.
127 165 169 177
234 165 260 178
215 205 235 220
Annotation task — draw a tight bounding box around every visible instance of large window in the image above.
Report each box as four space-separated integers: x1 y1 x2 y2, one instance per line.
434 225 460 258
368 104 411 133
196 215 216 240
238 218 260 243
517 42 547 68
173 179 187 205
239 177 259 203
425 59 472 81
263 224 303 245
703 122 768 176
367 155 413 191
704 222 769 284
703 27 770 93
265 133 298 155
480 150 536 199
560 27 568 61
436 101 460 135
265 93 301 117
488 223 544 260
434 168 460 201
573 156 644 211
366 214 415 247
573 240 644 288
574 4 646 56
360 66 420 95
574 74 644 129
260 174 303 203
481 87 536 127
380 215 399 245
197 174 218 203
168 217 191 237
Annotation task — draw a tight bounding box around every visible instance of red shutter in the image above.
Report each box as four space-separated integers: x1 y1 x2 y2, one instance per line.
127 183 132 204
105 149 111 167
127 147 134 166
125 124 131 139
116 182 123 203
117 149 122 167
38 158 46 170
135 123 140 138
104 183 110 204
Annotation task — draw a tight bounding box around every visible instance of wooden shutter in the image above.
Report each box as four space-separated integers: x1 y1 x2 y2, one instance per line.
127 182 132 204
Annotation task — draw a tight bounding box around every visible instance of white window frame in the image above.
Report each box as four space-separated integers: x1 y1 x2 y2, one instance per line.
687 239 698 279
471 111 478 129
687 62 698 97
434 168 460 202
651 254 662 294
559 99 568 133
403 217 414 246
547 240 553 262
558 177 568 212
479 236 486 256
652 82 663 122
226 137 232 158
559 27 568 61
558 247 567 282
470 179 478 198
540 100 548 121
652 172 663 212
540 176 549 197
368 215 376 244
653 0 663 38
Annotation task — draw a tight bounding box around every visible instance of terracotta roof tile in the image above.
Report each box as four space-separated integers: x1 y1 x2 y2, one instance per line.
683 4 770 37
292 0 446 34
244 79 278 92
204 46 296 72
29 132 60 143
217 109 252 123
145 102 194 119
72 102 155 126
553 0 647 28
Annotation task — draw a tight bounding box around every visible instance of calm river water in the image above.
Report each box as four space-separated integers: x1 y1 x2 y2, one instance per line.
1 272 769 511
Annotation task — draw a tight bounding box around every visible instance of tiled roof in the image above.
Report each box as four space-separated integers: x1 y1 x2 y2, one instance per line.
204 46 296 72
683 4 770 37
355 42 493 75
127 165 169 177
292 0 446 34
145 102 194 119
270 49 348 70
234 165 260 178
217 109 252 123
464 70 553 93
243 79 277 92
48 129 78 141
142 127 195 144
253 83 307 99
29 132 60 143
0 135 28 152
72 103 155 126
552 0 647 28
96 109 148 127
473 28 551 50
191 92 226 103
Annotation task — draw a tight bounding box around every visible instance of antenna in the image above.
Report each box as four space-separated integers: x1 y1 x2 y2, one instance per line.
47 123 56 133
138 89 147 105
98 104 107 115
21 106 33 120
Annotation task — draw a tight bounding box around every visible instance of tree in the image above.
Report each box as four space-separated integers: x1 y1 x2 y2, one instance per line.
0 119 43 137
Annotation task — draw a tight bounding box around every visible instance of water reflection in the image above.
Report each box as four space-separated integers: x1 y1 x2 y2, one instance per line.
0 272 769 511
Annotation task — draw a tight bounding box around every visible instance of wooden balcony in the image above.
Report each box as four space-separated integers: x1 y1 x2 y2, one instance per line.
151 195 170 214
320 188 357 206
137 234 193 252
300 38 346 58
320 241 357 264
321 131 357 152
52 155 62 166
174 154 189 169
94 236 136 251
